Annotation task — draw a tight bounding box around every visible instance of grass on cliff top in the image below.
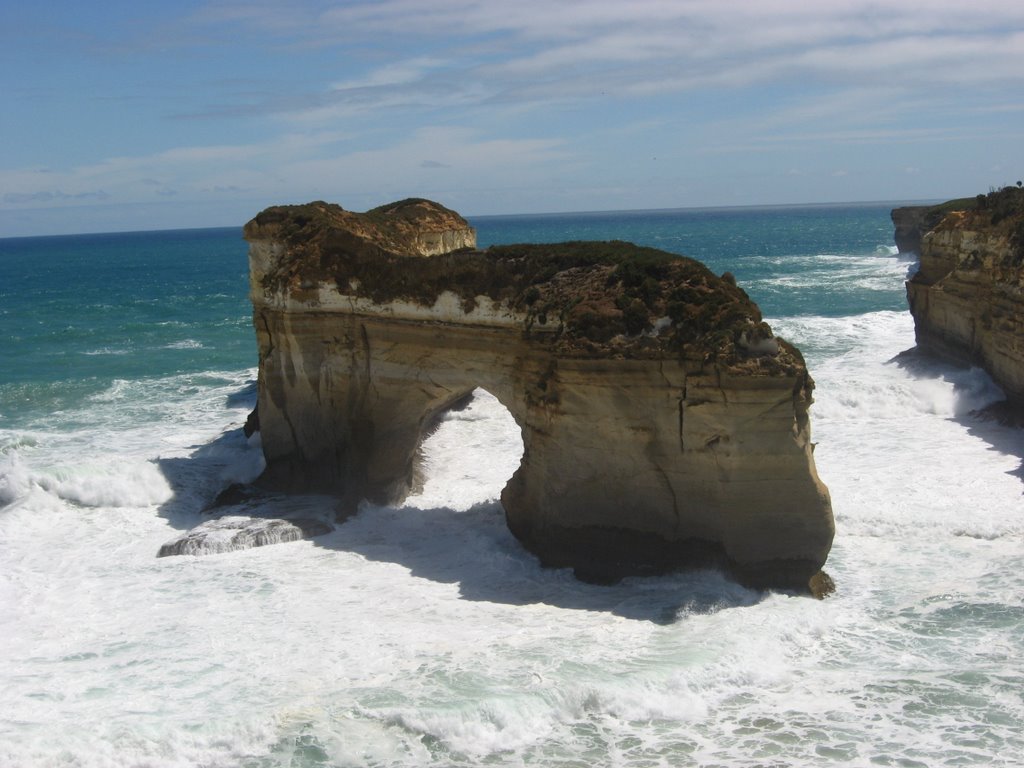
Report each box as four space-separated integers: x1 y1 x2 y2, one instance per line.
364 198 466 225
973 184 1024 224
929 197 980 215
246 199 471 246
908 186 1024 263
249 202 798 370
484 240 702 284
929 185 1024 222
324 238 778 365
923 185 1024 267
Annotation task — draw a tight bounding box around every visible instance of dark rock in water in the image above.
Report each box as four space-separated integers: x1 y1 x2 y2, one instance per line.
157 515 333 557
970 400 1024 428
208 482 262 509
809 570 836 600
243 405 260 437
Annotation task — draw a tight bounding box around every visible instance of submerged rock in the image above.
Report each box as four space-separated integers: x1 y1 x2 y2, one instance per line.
896 186 1024 408
242 198 834 593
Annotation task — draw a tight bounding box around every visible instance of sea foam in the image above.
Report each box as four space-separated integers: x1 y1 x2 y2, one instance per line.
2 214 1023 767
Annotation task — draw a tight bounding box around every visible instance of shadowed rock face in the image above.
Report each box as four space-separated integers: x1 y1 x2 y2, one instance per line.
243 199 834 594
897 187 1024 407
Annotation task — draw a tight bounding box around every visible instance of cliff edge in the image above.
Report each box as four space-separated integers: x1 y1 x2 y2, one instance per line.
243 199 834 594
896 186 1024 406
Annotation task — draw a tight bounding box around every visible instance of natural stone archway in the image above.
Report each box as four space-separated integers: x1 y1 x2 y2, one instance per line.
244 199 834 594
409 388 524 507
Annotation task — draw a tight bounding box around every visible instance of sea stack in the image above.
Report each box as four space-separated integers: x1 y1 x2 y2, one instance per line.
895 186 1024 407
243 199 834 594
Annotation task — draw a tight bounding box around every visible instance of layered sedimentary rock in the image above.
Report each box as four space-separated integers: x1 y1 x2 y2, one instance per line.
244 199 834 593
897 187 1024 406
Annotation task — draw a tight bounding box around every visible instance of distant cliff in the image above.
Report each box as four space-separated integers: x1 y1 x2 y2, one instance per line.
244 199 835 594
895 186 1024 406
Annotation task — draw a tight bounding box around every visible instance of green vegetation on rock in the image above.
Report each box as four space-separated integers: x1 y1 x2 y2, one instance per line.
245 199 803 372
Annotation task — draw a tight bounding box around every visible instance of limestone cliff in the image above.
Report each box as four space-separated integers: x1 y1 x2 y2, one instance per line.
244 199 834 594
898 187 1024 406
892 204 944 255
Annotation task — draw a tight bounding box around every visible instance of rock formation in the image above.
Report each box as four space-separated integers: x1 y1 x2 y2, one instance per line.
157 515 333 557
243 198 834 594
896 186 1024 406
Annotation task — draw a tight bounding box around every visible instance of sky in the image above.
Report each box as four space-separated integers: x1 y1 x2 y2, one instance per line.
1 0 1022 237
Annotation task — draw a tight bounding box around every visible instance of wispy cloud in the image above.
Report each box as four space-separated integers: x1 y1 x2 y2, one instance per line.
174 0 1024 133
3 0 1022 234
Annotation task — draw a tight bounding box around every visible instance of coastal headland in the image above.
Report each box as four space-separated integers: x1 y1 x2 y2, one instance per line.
894 185 1024 409
240 198 835 595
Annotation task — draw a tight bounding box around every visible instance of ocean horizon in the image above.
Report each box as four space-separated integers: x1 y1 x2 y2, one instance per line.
0 197 947 242
2 202 1022 767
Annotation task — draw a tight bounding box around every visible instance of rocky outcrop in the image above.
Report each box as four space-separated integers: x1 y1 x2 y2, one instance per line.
900 187 1024 406
243 199 834 594
156 485 337 557
157 515 333 557
893 205 941 255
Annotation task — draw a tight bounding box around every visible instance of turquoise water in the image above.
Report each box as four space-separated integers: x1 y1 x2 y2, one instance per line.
0 228 251 424
1 203 1022 767
0 203 897 427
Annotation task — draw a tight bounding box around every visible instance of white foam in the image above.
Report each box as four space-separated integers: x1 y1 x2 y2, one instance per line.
0 448 32 508
34 458 173 508
405 389 523 511
2 306 1024 765
164 339 204 349
774 311 1024 545
80 347 131 356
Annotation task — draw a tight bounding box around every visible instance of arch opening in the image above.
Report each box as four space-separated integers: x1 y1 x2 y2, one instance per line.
405 388 525 513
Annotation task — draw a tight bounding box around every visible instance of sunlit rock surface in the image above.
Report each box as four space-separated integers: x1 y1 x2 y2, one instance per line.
157 515 333 557
897 187 1024 407
243 199 834 593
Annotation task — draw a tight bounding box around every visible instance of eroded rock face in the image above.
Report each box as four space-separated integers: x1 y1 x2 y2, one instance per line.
899 188 1024 406
243 199 834 593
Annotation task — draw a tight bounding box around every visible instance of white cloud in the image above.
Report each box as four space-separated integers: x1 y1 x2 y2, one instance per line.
208 0 1024 129
6 0 1023 233
329 57 449 90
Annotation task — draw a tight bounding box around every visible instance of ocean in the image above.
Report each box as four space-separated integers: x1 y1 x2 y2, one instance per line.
1 204 1022 767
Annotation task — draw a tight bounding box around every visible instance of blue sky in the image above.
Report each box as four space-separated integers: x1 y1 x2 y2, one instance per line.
2 0 1022 236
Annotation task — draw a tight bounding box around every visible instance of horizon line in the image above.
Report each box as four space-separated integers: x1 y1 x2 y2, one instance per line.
0 197 944 242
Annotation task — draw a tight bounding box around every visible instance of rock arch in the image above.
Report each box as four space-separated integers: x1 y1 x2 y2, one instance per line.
245 199 834 594
410 387 524 507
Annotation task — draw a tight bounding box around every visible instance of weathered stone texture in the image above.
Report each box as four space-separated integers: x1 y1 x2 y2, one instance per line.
898 192 1024 406
245 199 835 592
